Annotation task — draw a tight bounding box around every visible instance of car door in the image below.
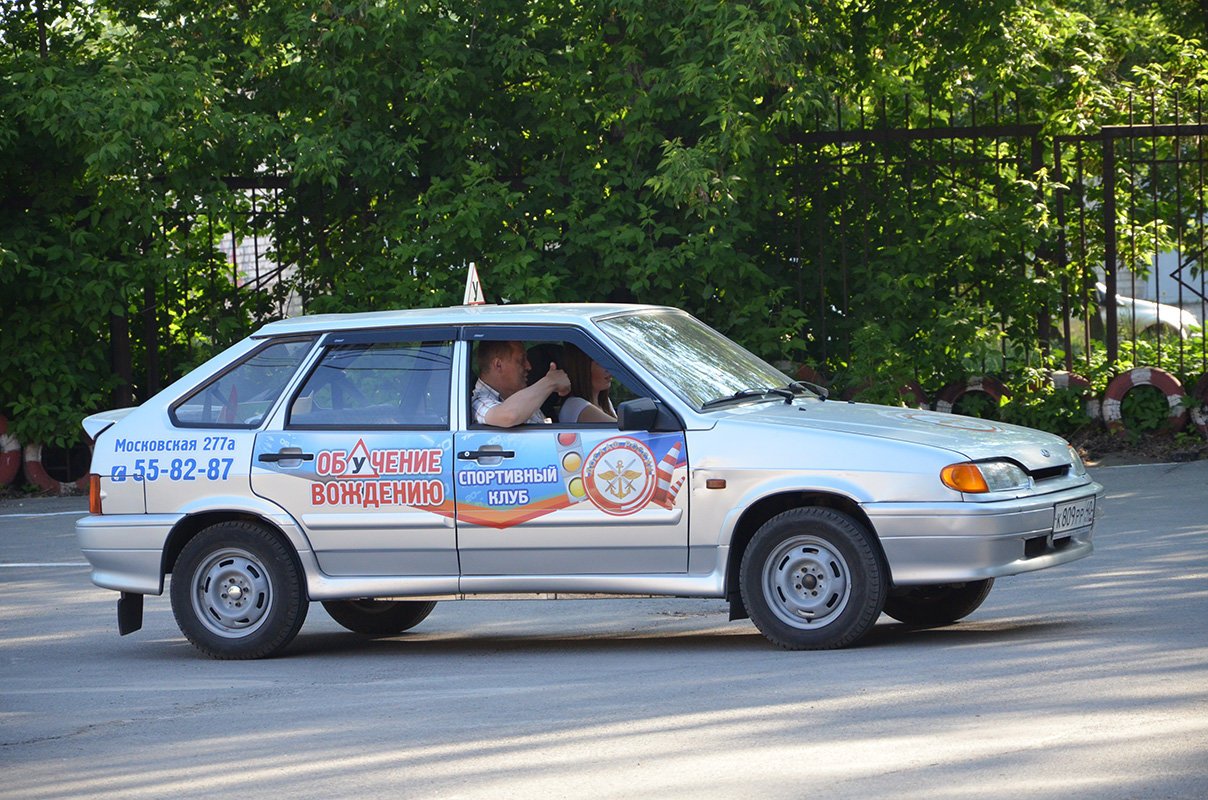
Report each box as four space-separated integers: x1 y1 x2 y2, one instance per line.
251 327 459 577
453 326 689 576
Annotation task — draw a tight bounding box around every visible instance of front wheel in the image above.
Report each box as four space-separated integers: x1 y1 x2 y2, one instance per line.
882 579 994 627
739 507 887 650
322 599 437 635
170 521 308 659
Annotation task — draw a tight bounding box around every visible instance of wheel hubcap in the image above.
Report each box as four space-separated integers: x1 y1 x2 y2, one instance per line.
191 548 273 638
763 535 852 629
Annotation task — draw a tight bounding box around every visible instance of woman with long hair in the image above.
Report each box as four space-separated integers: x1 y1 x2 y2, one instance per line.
558 343 616 423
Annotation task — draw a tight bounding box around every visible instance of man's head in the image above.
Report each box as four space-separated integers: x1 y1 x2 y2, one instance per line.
477 340 530 398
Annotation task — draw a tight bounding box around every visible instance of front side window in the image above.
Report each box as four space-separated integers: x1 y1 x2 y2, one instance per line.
172 337 316 428
596 310 790 409
290 339 453 429
467 331 646 428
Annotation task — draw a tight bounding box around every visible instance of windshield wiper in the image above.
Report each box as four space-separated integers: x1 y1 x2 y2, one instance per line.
786 380 828 401
701 387 792 410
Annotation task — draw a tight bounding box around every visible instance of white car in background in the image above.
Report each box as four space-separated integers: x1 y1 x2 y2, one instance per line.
1096 281 1201 338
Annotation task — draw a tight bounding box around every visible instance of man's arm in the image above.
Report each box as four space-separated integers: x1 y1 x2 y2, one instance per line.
482 366 570 427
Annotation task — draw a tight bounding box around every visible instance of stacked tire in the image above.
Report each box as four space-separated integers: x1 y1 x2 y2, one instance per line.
1101 367 1188 437
0 415 91 494
0 415 20 488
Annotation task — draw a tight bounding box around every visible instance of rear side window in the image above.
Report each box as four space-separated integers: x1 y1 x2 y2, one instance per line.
171 338 316 428
288 339 453 429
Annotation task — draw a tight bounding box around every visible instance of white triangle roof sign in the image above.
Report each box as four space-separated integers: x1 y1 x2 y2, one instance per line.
463 262 485 306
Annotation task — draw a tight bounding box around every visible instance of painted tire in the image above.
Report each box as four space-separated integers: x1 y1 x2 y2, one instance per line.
0 415 19 487
1049 371 1091 392
1189 374 1208 439
900 381 928 410
934 376 1010 414
1101 367 1188 436
794 364 830 388
1049 371 1099 421
22 442 90 495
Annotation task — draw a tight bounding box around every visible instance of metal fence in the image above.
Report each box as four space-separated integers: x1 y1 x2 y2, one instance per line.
780 91 1208 397
109 176 298 408
111 95 1208 408
1054 94 1208 378
788 93 1046 375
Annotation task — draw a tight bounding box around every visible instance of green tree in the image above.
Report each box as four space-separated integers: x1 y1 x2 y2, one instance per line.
4 0 1208 448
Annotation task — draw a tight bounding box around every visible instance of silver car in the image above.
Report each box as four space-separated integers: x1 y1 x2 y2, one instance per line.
77 303 1102 658
1096 281 1201 338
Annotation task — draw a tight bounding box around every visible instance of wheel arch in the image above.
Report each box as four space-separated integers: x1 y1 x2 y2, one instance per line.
162 511 303 581
724 490 889 611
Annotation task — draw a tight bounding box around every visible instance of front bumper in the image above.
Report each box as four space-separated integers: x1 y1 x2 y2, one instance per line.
866 481 1104 585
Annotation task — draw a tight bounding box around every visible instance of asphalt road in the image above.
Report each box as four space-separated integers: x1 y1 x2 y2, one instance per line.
2 462 1206 799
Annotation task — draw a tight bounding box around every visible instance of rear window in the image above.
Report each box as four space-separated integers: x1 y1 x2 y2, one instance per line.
171 338 316 428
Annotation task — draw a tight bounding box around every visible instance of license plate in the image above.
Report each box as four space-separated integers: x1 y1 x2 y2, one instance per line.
1053 496 1096 536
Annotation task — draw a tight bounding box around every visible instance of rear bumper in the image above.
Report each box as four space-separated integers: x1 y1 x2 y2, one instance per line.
76 514 182 595
866 481 1104 585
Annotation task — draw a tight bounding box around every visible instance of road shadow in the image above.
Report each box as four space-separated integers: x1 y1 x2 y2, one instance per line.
133 613 1085 661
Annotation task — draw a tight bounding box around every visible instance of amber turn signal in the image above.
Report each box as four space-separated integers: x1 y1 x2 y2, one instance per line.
940 463 989 494
88 474 102 514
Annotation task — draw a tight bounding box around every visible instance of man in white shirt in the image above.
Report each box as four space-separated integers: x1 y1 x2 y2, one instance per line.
472 341 571 426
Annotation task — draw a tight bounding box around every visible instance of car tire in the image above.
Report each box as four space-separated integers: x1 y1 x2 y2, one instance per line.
882 579 994 627
170 521 308 660
322 599 437 635
739 507 886 650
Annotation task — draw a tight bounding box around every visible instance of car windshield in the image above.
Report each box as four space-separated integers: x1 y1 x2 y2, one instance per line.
596 309 794 410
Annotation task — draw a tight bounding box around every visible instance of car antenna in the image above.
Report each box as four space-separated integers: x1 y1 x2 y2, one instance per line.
463 261 486 306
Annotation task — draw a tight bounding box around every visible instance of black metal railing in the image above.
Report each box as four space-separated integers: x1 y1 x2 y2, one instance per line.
112 93 1208 407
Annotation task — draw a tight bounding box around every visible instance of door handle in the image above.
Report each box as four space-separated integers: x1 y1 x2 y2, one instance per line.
259 450 315 463
457 449 516 461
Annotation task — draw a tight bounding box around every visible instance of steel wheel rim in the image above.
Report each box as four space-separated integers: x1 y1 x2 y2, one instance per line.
191 547 273 638
762 535 852 630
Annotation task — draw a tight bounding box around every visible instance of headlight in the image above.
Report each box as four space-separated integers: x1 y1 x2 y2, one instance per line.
1067 444 1087 477
941 460 1030 493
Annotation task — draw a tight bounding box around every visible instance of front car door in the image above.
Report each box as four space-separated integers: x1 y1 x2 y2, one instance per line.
453 325 689 576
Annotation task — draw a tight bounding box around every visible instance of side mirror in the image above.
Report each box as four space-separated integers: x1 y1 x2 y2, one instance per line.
616 397 679 432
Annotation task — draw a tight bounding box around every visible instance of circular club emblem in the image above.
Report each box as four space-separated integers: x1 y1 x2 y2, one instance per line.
582 437 657 516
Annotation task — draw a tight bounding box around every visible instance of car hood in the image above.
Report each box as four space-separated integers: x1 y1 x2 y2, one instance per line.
719 400 1071 472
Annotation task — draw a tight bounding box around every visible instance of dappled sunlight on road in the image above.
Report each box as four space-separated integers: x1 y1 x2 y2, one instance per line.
2 463 1206 798
3 665 1205 800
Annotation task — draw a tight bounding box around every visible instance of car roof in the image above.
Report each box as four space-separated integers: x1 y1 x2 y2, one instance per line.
251 303 673 338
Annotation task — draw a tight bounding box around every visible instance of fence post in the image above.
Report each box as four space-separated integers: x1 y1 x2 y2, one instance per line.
109 311 132 408
1032 134 1050 355
1102 135 1119 366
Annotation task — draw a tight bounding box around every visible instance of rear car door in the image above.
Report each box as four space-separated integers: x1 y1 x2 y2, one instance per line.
251 327 458 577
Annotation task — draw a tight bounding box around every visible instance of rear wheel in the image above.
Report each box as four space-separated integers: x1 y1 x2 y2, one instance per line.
882 579 994 626
739 507 886 650
170 521 307 659
322 599 437 635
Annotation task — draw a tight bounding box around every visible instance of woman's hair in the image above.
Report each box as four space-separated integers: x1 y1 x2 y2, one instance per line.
562 343 614 415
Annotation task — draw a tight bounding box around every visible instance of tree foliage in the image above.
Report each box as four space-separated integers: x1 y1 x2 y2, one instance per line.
3 0 1208 445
